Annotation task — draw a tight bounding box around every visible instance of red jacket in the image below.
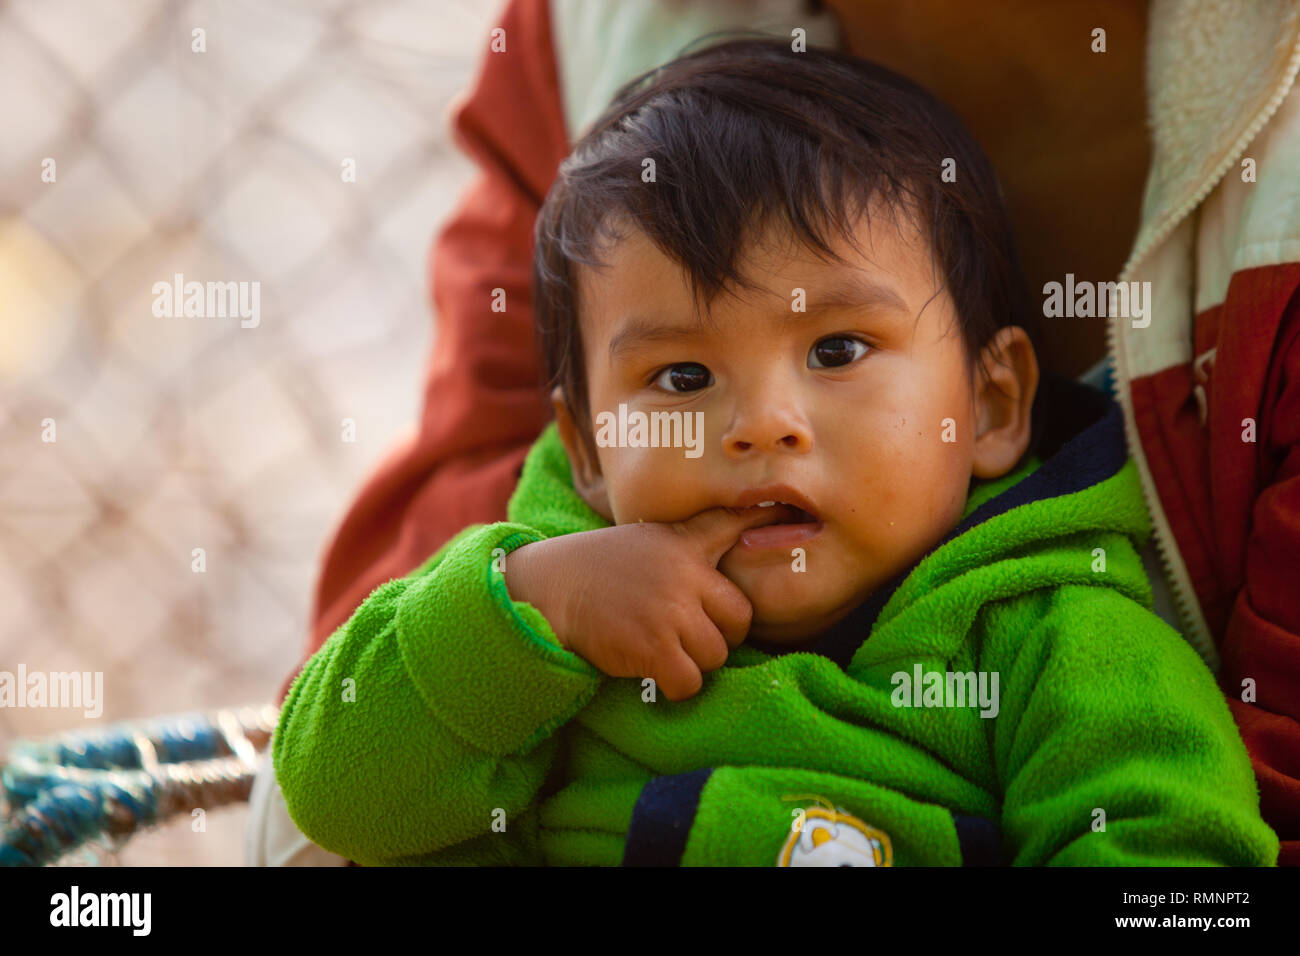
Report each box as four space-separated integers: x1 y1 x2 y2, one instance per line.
279 0 1300 864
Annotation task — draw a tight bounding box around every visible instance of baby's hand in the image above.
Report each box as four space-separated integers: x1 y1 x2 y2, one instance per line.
504 508 778 700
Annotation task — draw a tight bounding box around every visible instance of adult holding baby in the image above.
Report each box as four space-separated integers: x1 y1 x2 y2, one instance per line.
262 0 1300 865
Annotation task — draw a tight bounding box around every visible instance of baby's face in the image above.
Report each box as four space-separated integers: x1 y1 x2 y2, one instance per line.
569 205 983 644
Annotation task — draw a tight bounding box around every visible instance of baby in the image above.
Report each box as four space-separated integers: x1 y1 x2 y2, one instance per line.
274 39 1277 866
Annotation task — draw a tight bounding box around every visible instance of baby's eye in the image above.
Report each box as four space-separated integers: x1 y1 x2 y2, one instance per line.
653 363 713 393
808 336 869 369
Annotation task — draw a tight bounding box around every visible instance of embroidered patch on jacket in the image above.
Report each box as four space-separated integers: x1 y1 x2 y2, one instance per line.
776 806 893 867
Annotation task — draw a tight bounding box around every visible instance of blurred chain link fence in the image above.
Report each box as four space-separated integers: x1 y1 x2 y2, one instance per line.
0 0 502 863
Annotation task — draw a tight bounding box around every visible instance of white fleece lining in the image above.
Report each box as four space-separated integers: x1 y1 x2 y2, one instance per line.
1130 0 1300 278
1195 80 1300 315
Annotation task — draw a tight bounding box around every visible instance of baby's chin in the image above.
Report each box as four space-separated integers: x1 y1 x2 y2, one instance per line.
745 619 826 648
724 563 863 646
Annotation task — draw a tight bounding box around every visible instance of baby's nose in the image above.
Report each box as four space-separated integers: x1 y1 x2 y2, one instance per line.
721 404 813 458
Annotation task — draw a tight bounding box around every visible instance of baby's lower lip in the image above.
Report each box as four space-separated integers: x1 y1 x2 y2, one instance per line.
736 521 824 550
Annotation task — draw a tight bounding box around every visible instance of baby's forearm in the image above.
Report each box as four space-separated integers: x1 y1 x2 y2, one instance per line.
501 537 573 647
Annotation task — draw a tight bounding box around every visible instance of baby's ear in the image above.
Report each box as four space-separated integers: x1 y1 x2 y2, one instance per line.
970 326 1039 479
551 387 614 521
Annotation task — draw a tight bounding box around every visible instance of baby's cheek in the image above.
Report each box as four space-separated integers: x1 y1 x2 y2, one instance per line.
603 474 644 525
608 458 694 523
847 474 955 572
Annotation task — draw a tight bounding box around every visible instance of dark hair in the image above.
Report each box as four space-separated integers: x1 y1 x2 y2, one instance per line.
533 36 1042 457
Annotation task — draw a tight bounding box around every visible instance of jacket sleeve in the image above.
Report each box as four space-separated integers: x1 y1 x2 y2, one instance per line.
279 0 569 706
993 585 1279 865
1218 296 1300 863
272 522 603 866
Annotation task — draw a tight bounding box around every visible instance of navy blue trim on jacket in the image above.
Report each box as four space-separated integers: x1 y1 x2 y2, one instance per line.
952 812 1005 866
622 768 713 866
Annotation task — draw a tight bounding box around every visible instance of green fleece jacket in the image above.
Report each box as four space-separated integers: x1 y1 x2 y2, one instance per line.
273 377 1278 866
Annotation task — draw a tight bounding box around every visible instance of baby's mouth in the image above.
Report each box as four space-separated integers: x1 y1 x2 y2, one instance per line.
736 501 824 550
754 502 818 525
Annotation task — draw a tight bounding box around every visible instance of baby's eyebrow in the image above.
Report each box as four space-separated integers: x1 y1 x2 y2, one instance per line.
606 273 908 361
811 273 909 314
607 317 702 361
